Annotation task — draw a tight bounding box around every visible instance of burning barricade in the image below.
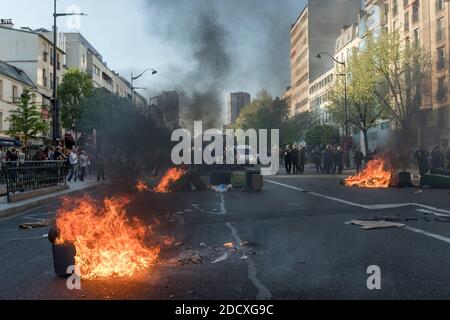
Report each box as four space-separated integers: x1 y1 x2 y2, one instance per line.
344 158 393 189
48 196 160 280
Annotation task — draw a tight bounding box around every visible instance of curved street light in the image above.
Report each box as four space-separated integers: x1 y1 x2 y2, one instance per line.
131 68 157 102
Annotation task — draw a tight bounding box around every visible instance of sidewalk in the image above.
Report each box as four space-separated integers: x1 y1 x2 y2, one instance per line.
0 178 100 219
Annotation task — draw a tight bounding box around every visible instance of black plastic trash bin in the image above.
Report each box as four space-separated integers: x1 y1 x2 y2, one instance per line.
48 227 76 277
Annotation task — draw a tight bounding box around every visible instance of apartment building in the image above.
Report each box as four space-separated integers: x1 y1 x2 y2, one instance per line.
290 0 361 115
63 33 130 98
0 61 36 138
364 0 450 146
0 20 65 115
309 69 334 124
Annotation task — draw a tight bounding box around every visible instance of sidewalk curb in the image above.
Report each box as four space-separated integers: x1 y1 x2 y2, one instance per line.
0 183 101 220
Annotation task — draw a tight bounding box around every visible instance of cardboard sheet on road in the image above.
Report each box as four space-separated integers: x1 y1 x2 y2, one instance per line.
346 220 405 230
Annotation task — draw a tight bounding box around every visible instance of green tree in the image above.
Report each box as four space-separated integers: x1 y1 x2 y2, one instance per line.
305 125 341 148
364 30 429 167
7 89 49 146
58 68 93 144
328 50 386 155
282 111 318 145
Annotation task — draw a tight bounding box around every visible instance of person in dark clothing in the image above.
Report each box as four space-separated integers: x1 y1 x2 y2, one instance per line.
416 148 430 176
284 146 292 174
446 148 450 171
291 146 300 174
10 149 19 162
323 145 333 174
312 148 322 173
299 146 306 174
335 146 344 174
353 149 365 174
5 150 12 161
431 145 445 170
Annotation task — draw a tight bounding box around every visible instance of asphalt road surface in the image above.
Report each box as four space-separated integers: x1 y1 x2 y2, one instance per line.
1 170 450 300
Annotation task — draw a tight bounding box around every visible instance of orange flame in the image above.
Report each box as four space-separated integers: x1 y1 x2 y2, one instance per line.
55 196 160 280
154 168 186 193
136 179 150 192
345 158 393 188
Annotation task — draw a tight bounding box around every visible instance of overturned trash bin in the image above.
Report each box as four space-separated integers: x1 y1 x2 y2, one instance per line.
245 168 263 192
48 227 76 277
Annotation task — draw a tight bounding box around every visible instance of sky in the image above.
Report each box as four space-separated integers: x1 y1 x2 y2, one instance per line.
2 0 308 110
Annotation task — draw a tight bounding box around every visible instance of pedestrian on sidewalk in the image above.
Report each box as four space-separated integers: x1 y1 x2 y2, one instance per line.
67 147 79 182
78 150 89 182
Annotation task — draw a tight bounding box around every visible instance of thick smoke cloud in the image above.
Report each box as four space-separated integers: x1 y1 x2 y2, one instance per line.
139 0 361 127
140 0 305 127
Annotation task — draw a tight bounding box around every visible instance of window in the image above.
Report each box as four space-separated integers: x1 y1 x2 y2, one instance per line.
404 12 410 32
437 76 447 101
413 28 420 45
412 1 420 24
0 80 2 100
404 0 408 7
93 65 100 76
50 48 54 66
437 47 446 70
437 17 445 42
56 53 61 70
393 0 398 16
436 0 445 12
43 43 48 62
12 85 18 102
82 54 86 65
43 68 48 87
50 72 54 90
0 112 3 132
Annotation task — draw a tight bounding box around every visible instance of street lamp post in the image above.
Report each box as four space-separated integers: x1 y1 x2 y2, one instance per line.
315 52 349 138
52 0 86 146
130 68 157 104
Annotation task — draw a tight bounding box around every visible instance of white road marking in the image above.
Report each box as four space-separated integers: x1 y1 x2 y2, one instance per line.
404 226 450 244
217 192 272 300
266 179 450 216
226 222 272 300
267 179 450 246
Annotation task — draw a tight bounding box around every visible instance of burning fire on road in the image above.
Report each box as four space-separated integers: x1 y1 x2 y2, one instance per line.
55 196 160 280
344 158 393 189
154 167 186 193
136 180 150 192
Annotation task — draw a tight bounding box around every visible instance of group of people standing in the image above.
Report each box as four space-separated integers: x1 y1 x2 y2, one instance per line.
282 145 306 174
310 145 345 174
416 145 450 176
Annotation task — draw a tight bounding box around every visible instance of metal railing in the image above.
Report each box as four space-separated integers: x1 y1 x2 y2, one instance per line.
2 161 68 202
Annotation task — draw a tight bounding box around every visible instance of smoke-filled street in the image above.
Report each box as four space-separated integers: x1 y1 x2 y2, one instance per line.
2 168 450 300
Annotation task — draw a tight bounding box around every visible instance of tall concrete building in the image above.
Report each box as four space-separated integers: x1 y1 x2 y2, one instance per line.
227 92 251 125
290 0 361 115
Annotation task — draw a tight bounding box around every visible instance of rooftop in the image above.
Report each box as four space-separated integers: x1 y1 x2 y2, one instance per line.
0 60 35 87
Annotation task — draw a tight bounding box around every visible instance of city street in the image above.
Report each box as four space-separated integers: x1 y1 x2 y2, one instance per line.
1 167 450 300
